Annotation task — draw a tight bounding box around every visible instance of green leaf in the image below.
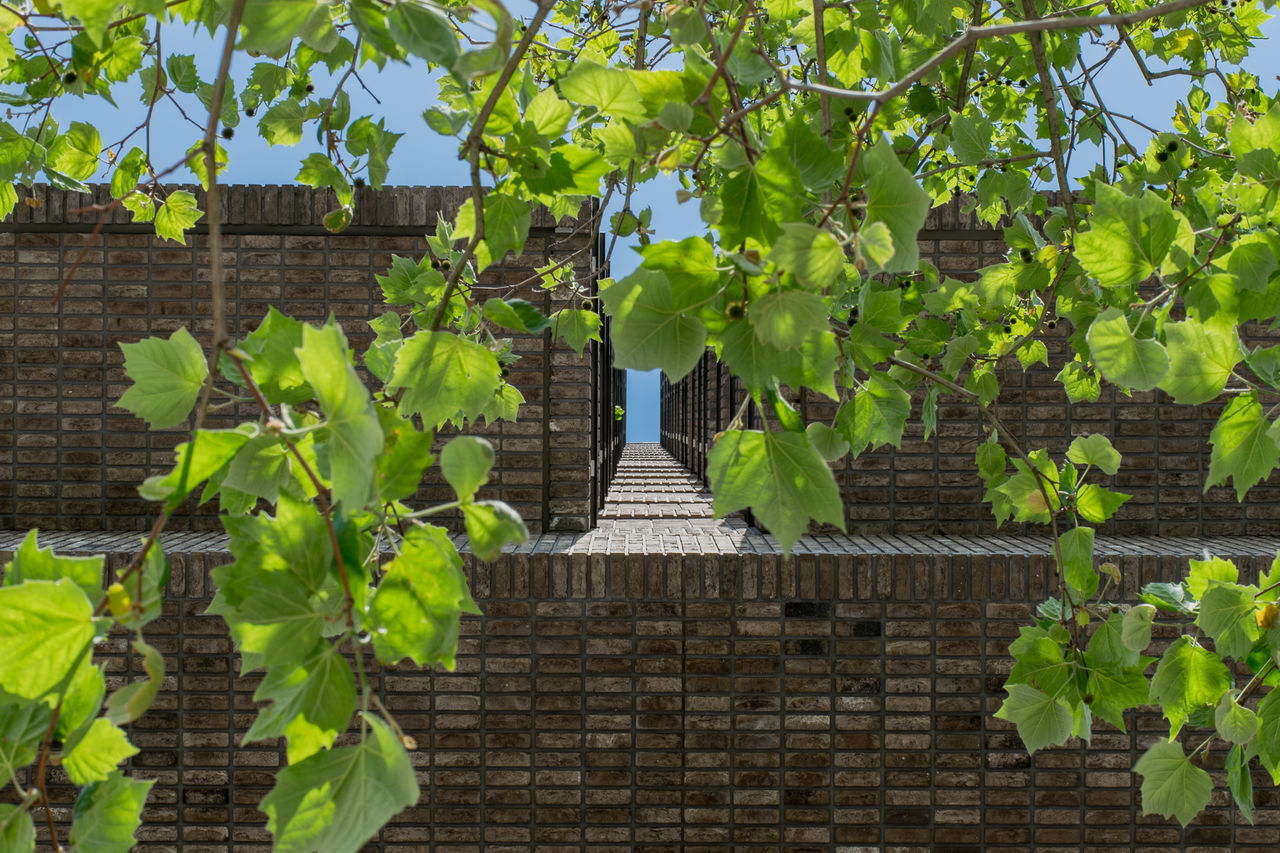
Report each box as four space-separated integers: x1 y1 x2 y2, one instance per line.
261 714 418 853
105 640 164 725
47 121 101 181
600 270 707 381
1008 627 1072 695
164 53 199 92
1066 434 1121 475
1227 743 1254 823
769 223 843 289
297 323 382 513
244 642 357 763
374 406 434 502
1206 392 1280 501
707 429 845 553
109 147 146 199
1122 603 1156 651
1187 555 1238 598
482 298 551 334
1087 611 1138 668
295 153 352 206
441 435 493 503
1056 360 1101 403
138 428 252 509
1086 307 1169 391
1224 235 1277 292
860 138 929 273
524 88 573 137
993 684 1072 753
462 500 528 561
1198 581 1260 659
557 60 647 122
0 803 33 853
154 189 202 244
388 331 501 428
553 309 602 356
1133 741 1214 827
223 308 312 404
207 566 324 674
1160 318 1242 405
261 100 306 145
451 193 529 271
0 579 93 700
4 529 103 604
1058 526 1097 600
1075 483 1130 523
950 110 993 164
62 717 138 785
1075 184 1189 287
1148 635 1232 737
1257 688 1280 783
386 0 459 64
749 290 829 350
0 698 50 780
451 0 512 78
836 373 911 456
370 525 477 668
238 0 319 54
1216 692 1259 744
637 237 722 309
70 770 154 853
1140 581 1196 614
1082 662 1150 732
116 327 208 429
223 435 291 504
805 422 850 461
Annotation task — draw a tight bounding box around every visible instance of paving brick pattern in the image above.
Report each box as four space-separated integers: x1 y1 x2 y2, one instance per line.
6 444 1280 850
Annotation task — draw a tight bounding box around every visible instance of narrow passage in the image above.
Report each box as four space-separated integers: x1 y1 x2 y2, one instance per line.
599 443 713 520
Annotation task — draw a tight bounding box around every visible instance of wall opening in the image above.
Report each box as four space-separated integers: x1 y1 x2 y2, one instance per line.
624 369 660 443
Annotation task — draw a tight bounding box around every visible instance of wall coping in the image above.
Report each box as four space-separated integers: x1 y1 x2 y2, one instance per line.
1 183 594 234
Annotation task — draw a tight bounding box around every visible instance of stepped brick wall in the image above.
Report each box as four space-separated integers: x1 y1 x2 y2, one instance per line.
0 184 624 535
661 200 1280 537
6 447 1280 851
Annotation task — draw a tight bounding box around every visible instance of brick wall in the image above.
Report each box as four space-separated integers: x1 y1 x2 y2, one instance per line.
0 184 623 534
9 529 1279 851
662 198 1280 537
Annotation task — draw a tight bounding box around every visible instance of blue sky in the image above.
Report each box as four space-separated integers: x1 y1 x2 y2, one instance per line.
54 14 1280 443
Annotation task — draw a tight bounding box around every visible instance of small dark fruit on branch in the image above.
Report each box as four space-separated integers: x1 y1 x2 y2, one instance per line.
581 299 593 310
62 71 76 84
1019 248 1033 263
305 83 315 93
221 127 234 139
727 301 746 320
1046 320 1056 330
1156 151 1169 163
354 177 365 188
1166 140 1179 152
245 107 256 117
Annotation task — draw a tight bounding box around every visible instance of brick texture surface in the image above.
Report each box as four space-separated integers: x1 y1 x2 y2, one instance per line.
6 186 1280 851
0 184 624 535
